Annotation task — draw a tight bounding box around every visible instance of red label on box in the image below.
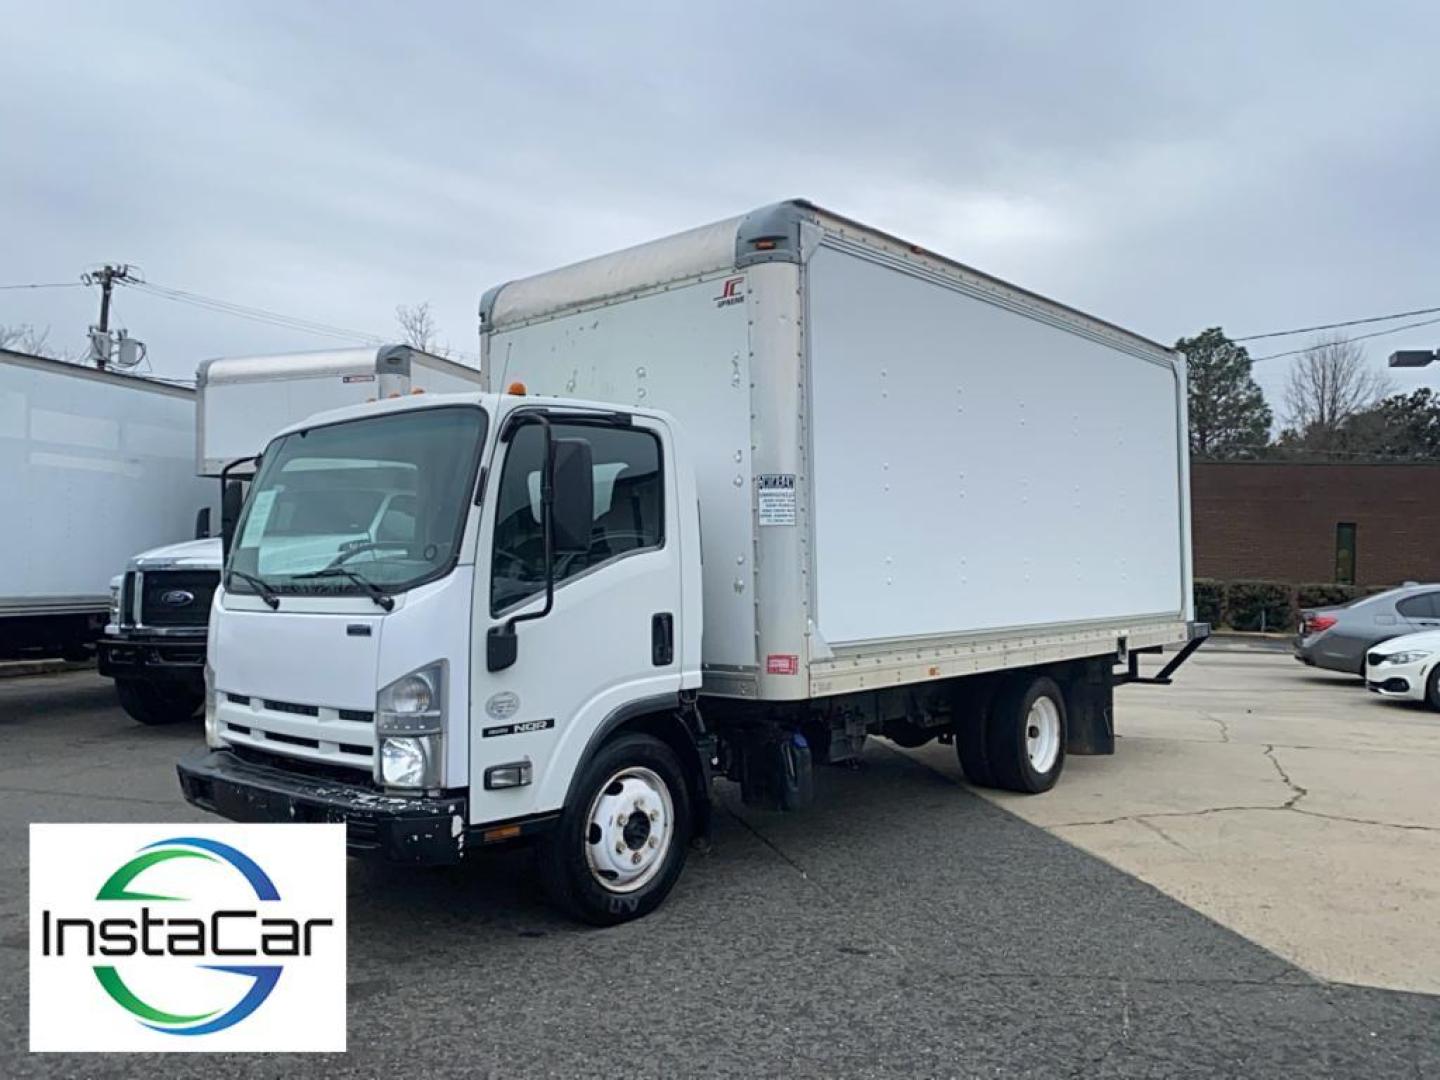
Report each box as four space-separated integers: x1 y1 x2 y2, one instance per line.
766 654 799 675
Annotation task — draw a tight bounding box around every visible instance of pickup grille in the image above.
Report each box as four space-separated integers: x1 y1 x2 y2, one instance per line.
140 569 219 628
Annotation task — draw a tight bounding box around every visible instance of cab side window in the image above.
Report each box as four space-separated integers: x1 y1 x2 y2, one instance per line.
490 421 664 613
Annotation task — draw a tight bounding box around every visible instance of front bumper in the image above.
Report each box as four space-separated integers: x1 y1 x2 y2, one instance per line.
1365 660 1428 701
177 748 469 864
98 631 206 680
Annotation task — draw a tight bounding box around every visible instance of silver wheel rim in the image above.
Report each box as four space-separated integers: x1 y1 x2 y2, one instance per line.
583 765 674 893
1025 696 1061 774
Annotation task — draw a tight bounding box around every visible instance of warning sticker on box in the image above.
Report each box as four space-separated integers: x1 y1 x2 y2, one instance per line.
757 473 797 526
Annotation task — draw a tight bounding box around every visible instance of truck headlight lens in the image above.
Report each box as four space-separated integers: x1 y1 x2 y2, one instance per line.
1378 650 1429 666
376 662 445 788
380 736 432 787
107 575 123 627
204 660 221 748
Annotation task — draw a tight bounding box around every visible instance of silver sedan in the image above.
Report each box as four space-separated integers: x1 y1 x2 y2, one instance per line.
1294 584 1440 675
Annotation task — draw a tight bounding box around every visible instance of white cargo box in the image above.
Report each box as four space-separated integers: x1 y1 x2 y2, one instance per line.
197 345 484 475
0 349 213 620
480 200 1192 701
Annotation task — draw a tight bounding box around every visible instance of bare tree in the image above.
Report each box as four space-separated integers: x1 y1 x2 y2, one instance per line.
1282 335 1394 449
0 323 55 357
395 302 449 357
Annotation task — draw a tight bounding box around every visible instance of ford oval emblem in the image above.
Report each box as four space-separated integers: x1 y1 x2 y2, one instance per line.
160 589 195 608
485 691 520 720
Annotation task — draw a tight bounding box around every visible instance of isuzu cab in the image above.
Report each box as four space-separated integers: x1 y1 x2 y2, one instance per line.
178 201 1204 923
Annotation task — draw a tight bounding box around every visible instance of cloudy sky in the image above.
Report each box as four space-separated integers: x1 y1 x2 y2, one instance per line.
4 1 1439 412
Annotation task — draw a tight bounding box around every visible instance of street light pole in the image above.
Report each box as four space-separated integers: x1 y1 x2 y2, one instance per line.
1389 349 1437 368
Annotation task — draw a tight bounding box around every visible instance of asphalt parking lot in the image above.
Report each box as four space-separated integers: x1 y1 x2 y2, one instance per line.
3 649 1439 1078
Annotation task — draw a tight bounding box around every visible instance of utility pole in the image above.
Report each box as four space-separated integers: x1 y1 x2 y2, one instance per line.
80 264 134 369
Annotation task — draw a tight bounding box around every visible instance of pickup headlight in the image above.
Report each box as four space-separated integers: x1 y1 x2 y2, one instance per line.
376 661 445 789
1376 650 1430 666
107 575 124 626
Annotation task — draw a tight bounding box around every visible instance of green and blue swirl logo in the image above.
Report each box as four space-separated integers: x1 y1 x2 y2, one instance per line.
40 835 332 1037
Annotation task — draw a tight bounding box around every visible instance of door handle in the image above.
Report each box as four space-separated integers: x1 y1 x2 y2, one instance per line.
651 613 674 666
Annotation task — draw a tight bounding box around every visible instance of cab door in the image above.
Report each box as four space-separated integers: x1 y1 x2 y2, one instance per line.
469 414 684 824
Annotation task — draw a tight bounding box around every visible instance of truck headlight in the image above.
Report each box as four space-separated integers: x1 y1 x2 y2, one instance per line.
380 736 436 788
107 575 123 628
204 659 222 748
1377 650 1430 666
376 661 445 788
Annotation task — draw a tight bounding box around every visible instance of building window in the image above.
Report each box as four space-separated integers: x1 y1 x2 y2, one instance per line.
1335 522 1357 585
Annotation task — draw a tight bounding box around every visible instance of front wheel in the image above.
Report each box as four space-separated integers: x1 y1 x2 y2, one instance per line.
538 733 691 925
1427 667 1440 712
115 678 203 726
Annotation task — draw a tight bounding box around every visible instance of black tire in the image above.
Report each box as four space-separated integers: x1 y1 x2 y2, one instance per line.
986 674 1067 794
115 679 203 726
1427 667 1440 712
538 733 691 926
954 711 996 787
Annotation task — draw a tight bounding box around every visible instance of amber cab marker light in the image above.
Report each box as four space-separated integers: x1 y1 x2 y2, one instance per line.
506 381 528 395
483 824 522 843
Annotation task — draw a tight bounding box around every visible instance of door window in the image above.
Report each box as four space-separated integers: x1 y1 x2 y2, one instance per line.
491 421 664 613
1396 592 1440 620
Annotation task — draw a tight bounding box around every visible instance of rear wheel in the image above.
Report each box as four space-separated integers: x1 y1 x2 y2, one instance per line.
986 675 1067 793
538 733 691 925
115 679 202 726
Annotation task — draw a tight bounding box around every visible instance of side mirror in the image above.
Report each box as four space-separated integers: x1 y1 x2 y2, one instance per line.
549 437 594 555
487 624 518 672
220 479 244 561
194 506 212 540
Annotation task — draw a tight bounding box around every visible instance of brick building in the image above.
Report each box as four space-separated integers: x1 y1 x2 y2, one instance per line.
1190 462 1440 586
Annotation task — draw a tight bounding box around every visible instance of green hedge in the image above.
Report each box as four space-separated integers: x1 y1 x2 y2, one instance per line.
1192 579 1399 630
1194 578 1224 626
1225 580 1293 632
1294 582 1364 610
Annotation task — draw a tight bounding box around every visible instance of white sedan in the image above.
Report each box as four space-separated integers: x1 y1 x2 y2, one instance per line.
1364 630 1440 710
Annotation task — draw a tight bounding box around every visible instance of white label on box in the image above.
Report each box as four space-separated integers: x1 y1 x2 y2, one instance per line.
757 474 797 527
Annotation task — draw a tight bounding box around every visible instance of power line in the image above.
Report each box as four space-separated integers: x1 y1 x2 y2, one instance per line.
120 279 389 345
1248 314 1440 363
1235 304 1440 342
0 282 87 291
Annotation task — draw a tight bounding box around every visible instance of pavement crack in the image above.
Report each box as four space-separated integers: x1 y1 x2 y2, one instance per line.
721 803 810 882
1199 710 1231 743
1133 816 1192 853
1262 743 1307 809
0 783 177 807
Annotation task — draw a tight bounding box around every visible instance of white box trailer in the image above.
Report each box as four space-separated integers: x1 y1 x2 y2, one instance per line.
100 345 484 724
0 349 214 657
479 199 1196 700
197 344 485 475
180 201 1204 924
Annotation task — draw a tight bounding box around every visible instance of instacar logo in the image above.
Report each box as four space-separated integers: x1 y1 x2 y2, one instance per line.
30 824 346 1053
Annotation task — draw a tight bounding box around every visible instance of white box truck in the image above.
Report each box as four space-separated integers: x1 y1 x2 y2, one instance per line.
0 348 213 659
178 201 1205 923
100 345 483 724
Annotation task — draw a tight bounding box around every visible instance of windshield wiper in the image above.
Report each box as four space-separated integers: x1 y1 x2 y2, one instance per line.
227 569 280 609
293 567 395 611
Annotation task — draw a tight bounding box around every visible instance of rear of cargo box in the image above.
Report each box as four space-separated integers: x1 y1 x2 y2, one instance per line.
800 218 1191 695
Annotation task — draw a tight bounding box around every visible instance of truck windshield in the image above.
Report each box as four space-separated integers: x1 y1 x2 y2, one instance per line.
227 405 487 599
